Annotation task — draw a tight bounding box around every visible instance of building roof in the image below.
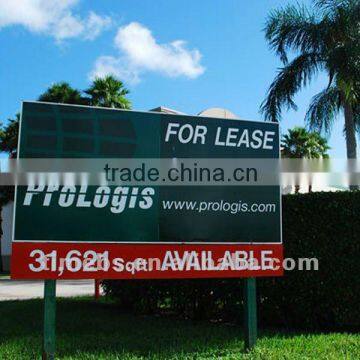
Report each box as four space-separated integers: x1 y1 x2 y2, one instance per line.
150 106 186 115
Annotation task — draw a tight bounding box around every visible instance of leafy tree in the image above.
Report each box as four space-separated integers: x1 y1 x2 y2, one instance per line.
261 0 360 161
0 113 20 212
85 75 131 109
0 113 19 157
38 82 88 104
282 127 330 193
0 114 19 270
0 112 19 215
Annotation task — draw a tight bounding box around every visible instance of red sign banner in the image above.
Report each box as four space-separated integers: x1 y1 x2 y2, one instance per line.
11 243 283 279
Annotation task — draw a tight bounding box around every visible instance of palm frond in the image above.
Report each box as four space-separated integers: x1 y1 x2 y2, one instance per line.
261 52 322 122
315 0 355 13
264 4 325 63
306 86 342 135
85 75 131 109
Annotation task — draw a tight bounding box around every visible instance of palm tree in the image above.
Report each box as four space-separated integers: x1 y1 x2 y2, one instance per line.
282 127 330 158
261 0 360 161
85 75 131 109
38 82 88 105
282 127 330 193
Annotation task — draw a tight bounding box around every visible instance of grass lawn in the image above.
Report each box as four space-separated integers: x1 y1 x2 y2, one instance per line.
0 297 358 359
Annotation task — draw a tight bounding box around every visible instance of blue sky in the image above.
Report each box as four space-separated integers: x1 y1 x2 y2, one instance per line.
0 0 348 157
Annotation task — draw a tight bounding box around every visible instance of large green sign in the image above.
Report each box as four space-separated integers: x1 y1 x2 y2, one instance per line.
14 102 280 244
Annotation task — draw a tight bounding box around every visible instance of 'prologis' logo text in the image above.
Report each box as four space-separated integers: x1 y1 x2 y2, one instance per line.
23 185 155 214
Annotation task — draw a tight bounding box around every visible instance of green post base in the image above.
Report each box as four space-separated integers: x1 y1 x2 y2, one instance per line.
42 280 56 360
244 277 257 351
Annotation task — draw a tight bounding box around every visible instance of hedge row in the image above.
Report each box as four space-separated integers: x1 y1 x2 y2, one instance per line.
103 191 360 329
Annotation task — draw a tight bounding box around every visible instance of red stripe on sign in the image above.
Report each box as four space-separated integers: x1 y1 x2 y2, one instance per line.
11 243 283 279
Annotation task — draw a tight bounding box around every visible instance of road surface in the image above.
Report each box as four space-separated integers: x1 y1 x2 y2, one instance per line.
0 279 97 300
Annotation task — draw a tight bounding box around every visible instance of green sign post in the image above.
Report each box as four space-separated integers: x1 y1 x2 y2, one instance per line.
244 278 257 350
43 280 56 360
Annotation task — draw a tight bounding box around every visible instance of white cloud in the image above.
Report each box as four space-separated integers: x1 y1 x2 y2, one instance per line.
89 56 140 84
0 0 111 41
90 22 205 83
84 12 112 41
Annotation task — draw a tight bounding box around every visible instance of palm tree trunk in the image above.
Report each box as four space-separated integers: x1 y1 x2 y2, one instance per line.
344 102 357 159
344 102 358 190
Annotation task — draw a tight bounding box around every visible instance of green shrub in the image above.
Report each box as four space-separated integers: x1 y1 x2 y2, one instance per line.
103 191 360 330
